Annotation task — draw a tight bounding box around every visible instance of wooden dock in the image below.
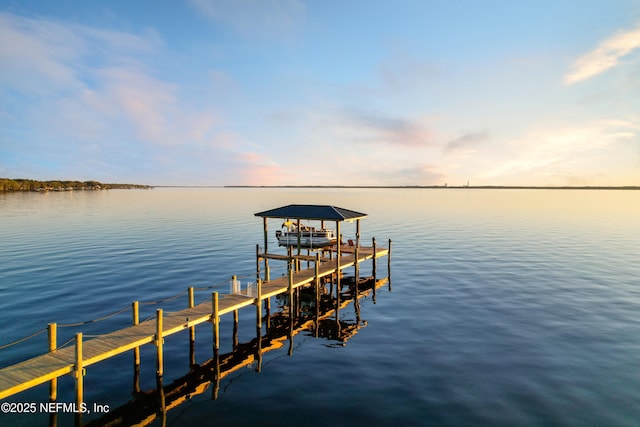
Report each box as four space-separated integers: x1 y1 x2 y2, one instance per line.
0 243 390 403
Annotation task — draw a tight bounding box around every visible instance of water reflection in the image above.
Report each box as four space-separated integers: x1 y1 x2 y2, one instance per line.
84 276 389 427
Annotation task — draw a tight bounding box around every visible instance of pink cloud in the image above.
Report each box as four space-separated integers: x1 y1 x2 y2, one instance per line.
233 152 288 185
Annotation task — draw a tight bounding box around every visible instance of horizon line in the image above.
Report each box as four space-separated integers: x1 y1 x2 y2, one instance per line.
153 185 640 190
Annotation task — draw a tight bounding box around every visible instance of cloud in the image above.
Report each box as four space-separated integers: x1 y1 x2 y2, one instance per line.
481 118 640 184
565 23 640 84
0 12 161 95
0 13 83 93
445 130 489 152
378 49 441 92
231 151 288 185
188 0 305 41
0 12 231 184
329 108 433 147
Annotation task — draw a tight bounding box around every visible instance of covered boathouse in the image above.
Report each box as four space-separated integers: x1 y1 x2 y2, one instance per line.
254 204 388 289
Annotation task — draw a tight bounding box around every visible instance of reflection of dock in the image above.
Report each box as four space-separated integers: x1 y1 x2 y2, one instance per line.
85 277 388 427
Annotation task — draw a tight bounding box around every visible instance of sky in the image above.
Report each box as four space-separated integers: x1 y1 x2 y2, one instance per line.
0 1 639 186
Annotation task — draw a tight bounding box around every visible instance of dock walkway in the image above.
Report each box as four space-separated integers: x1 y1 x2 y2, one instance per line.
0 244 389 401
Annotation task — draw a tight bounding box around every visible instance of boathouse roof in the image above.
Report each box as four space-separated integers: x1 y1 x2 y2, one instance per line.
254 204 367 221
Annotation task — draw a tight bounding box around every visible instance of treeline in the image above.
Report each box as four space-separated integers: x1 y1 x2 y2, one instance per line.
0 178 153 192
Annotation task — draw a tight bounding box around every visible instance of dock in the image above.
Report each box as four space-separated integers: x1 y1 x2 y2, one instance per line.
0 203 391 425
0 243 390 402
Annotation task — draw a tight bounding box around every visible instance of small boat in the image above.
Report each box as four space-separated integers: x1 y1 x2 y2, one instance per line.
275 222 337 248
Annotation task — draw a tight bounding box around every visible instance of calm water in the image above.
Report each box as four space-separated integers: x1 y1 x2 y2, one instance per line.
1 188 639 426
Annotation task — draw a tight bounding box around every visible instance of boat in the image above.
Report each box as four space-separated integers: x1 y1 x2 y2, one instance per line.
275 222 337 248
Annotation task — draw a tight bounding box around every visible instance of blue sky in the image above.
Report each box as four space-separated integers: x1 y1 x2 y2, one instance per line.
1 1 639 186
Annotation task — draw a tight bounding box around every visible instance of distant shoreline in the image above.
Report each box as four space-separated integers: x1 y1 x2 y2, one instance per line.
0 178 153 192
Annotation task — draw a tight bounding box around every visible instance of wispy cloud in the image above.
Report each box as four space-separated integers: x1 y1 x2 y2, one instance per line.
0 13 83 93
481 118 640 184
445 130 489 152
0 12 160 94
378 48 441 93
188 0 305 41
565 23 640 84
330 108 433 147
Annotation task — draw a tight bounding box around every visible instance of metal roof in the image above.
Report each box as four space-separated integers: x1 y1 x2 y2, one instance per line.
254 204 367 221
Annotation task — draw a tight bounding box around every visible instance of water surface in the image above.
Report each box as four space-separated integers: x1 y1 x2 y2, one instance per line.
1 188 639 426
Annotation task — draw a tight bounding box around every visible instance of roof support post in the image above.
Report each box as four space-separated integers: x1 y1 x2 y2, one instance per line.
296 218 301 270
263 217 268 254
336 220 341 303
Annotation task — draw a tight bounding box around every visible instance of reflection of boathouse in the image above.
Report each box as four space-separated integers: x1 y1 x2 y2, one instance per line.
0 204 391 427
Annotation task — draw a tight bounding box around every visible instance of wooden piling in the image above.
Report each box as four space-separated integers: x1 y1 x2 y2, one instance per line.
354 240 360 285
212 292 219 355
263 217 271 281
156 309 163 377
233 309 239 349
256 278 263 372
75 333 83 410
296 218 302 269
336 220 341 280
388 239 392 290
355 219 361 285
256 244 260 282
231 275 239 348
336 220 342 313
48 323 57 402
265 258 270 282
265 297 271 330
132 301 140 365
211 292 220 400
288 267 294 320
132 301 141 394
372 237 377 298
314 253 320 338
262 217 268 255
188 287 196 367
256 279 262 331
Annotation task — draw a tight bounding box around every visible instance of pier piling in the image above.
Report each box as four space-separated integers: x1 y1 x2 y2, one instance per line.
188 288 196 367
156 309 163 377
48 323 57 402
74 333 83 411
